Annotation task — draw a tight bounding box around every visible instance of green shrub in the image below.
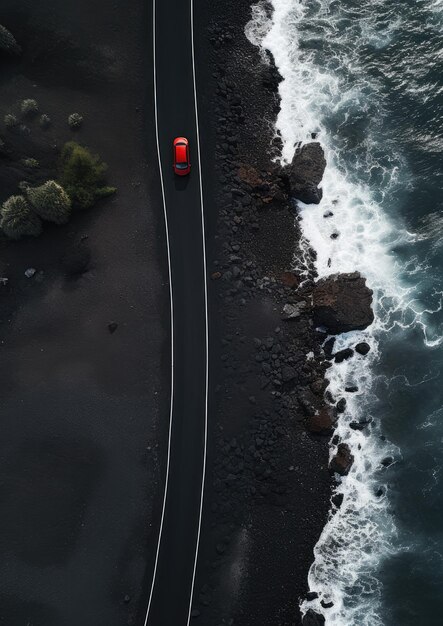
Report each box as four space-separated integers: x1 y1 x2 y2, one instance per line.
21 99 39 116
4 113 18 128
26 180 72 224
39 114 51 128
59 141 116 209
18 181 30 192
21 157 39 168
68 113 83 129
0 195 42 239
0 24 21 55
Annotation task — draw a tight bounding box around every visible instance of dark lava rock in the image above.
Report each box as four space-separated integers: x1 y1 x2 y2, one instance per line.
336 398 347 413
108 322 118 334
334 348 354 363
329 443 354 476
61 242 91 276
302 609 326 625
323 337 335 358
331 492 344 508
282 142 326 204
349 419 371 431
306 406 336 435
355 341 371 355
345 385 359 393
312 272 374 334
321 600 334 609
306 591 319 601
381 456 394 468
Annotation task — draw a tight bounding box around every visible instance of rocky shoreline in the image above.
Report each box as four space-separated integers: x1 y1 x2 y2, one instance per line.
194 1 374 624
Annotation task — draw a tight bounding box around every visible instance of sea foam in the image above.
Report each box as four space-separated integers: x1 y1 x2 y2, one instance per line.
245 1 412 623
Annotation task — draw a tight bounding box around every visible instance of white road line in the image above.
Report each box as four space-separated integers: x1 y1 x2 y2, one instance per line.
145 0 209 623
144 0 175 622
186 0 209 621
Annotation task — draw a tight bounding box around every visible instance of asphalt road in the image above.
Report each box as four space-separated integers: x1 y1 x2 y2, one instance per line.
145 0 208 624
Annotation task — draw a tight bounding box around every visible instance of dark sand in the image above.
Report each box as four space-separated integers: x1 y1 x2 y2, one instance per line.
192 0 332 624
0 2 169 625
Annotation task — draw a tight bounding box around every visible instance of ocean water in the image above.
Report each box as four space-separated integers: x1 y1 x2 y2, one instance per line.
246 1 443 624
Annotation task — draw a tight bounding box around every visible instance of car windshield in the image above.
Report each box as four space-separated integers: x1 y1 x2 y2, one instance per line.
175 162 188 169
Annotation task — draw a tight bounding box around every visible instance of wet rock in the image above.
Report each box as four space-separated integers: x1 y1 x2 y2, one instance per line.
331 492 344 508
329 443 354 476
306 591 319 602
355 341 371 355
323 337 335 358
336 398 347 413
312 272 374 334
345 385 358 393
381 456 394 468
282 142 326 204
321 600 334 609
306 406 336 435
349 419 371 431
334 348 354 363
302 609 326 625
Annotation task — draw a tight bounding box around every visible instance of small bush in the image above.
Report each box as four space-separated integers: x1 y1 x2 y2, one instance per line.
68 113 83 129
39 114 51 128
0 24 21 55
4 113 18 129
0 195 42 239
21 157 39 168
26 180 72 225
18 181 30 192
21 99 39 116
59 141 116 209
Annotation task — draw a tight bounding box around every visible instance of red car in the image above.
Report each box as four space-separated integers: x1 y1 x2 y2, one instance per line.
173 137 191 176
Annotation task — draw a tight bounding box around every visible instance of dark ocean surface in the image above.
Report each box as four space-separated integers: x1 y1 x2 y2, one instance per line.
246 0 443 623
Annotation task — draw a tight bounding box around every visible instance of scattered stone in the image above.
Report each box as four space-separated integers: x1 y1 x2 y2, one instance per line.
211 271 222 280
281 301 306 320
302 609 325 625
108 322 118 334
24 267 36 278
123 594 131 604
306 407 336 435
336 398 347 413
355 341 371 355
282 142 326 204
306 591 319 602
334 348 353 363
312 272 374 334
0 277 8 286
323 210 334 218
329 443 354 476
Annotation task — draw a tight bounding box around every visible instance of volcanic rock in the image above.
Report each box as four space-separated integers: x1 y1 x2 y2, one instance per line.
302 609 326 625
329 443 354 476
280 271 300 288
306 406 336 435
312 272 374 334
281 301 306 320
334 348 354 363
355 341 371 355
282 142 326 204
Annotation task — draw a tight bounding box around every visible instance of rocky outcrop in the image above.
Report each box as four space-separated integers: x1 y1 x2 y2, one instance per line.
282 142 326 204
329 443 354 475
302 609 326 625
312 272 374 334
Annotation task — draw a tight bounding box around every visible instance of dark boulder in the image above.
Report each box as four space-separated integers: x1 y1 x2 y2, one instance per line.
334 348 354 363
282 142 326 204
355 341 371 355
302 609 325 625
61 242 91 276
312 272 374 334
306 406 337 435
330 443 354 476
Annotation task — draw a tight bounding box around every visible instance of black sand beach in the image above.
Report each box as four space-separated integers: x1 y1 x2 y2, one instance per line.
1 0 336 625
0 1 170 625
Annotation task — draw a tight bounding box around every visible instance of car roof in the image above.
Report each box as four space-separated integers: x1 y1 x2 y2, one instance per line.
175 144 188 163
